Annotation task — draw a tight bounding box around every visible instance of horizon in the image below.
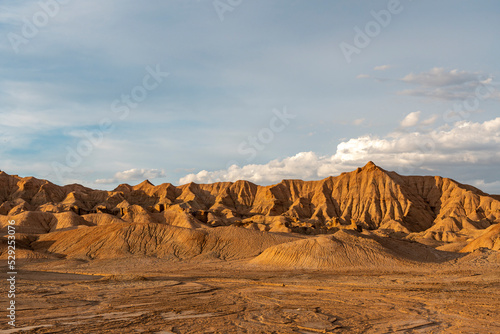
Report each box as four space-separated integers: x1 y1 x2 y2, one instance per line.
1 1 500 193
2 160 498 195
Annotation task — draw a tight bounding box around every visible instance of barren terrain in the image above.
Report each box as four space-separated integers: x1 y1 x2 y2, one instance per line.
2 256 499 334
1 163 500 333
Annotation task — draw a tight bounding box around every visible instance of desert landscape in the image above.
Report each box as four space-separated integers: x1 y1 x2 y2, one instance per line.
1 162 500 333
2 1 499 333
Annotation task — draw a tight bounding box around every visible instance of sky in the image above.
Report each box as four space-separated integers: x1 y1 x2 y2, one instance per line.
1 0 500 193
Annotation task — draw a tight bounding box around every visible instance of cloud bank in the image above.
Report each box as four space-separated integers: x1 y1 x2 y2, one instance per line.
179 116 500 185
398 68 495 101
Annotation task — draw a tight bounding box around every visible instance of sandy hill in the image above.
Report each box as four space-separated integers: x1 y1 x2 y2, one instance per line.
461 223 500 252
29 223 299 261
250 232 398 269
0 221 454 269
249 229 454 269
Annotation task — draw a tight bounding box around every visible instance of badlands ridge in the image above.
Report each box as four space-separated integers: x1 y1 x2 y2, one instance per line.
1 162 499 268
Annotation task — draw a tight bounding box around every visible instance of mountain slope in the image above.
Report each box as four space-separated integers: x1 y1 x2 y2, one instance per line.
1 163 499 240
30 223 299 260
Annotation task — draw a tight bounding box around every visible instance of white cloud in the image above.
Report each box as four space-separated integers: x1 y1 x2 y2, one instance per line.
400 111 421 128
420 114 438 126
402 68 478 87
180 152 335 185
398 68 496 101
356 74 370 79
399 112 437 128
96 168 165 184
374 65 391 71
179 117 500 185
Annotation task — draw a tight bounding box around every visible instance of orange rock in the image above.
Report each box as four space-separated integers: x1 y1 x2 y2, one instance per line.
0 163 499 251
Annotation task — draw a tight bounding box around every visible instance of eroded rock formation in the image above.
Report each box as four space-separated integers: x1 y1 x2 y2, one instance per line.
1 162 498 236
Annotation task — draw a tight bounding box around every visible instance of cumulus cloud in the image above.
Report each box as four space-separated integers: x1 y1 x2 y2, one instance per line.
374 65 391 71
420 114 438 126
96 168 165 184
356 74 370 79
179 117 500 185
400 111 421 128
179 152 338 185
398 68 495 101
398 112 437 128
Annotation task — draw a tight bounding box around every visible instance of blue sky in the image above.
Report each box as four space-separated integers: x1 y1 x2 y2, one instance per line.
1 0 500 193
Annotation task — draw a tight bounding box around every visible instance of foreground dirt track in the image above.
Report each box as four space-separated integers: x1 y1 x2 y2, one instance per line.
3 259 499 334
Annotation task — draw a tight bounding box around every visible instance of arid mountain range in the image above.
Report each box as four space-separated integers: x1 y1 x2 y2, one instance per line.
2 161 500 333
1 162 500 265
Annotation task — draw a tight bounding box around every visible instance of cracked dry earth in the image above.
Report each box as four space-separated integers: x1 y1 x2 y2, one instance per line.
1 259 499 334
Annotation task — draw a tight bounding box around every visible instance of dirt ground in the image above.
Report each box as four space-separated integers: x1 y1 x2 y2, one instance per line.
1 258 499 334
